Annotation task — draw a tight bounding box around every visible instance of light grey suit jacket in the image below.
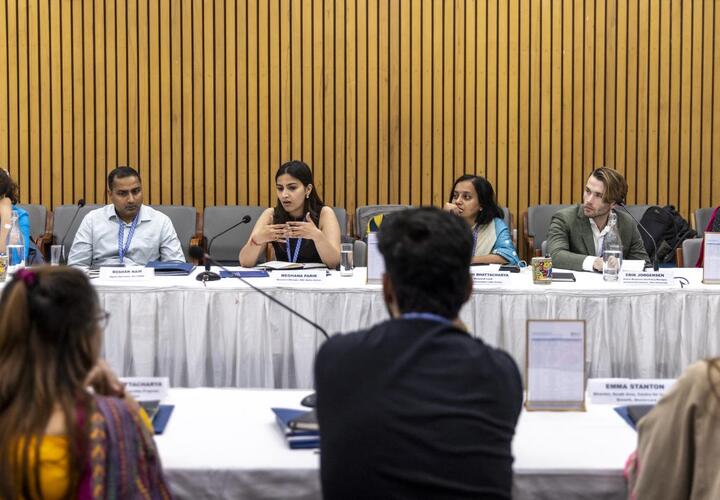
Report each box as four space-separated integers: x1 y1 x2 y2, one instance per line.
546 204 650 271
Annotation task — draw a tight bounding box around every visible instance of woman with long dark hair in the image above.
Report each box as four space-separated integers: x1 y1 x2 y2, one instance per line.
239 161 341 267
0 267 170 499
443 174 520 265
0 169 31 260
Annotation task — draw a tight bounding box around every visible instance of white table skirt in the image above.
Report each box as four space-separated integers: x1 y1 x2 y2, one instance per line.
96 267 720 388
156 388 637 500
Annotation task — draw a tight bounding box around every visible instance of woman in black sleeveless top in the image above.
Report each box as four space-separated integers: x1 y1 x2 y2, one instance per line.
239 161 341 267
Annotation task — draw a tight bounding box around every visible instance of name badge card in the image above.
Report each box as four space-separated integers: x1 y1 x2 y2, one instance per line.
366 232 385 285
119 377 169 402
526 320 586 411
99 266 155 280
588 378 676 404
621 270 674 286
703 232 720 284
272 269 327 283
471 270 510 286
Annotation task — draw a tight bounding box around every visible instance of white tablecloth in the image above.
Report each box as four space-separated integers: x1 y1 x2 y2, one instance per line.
156 388 637 500
96 267 720 388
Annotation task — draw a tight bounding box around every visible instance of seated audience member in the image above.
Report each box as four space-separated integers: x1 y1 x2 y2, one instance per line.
626 358 720 499
695 206 719 266
0 267 170 498
443 174 520 265
0 169 31 261
68 166 185 267
547 167 649 272
315 207 523 499
239 161 341 268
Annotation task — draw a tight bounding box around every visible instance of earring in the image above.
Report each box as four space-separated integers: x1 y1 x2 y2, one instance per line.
306 193 310 199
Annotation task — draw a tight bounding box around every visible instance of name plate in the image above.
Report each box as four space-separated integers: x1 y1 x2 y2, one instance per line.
272 269 327 283
471 271 510 286
119 376 169 402
621 270 674 286
588 378 675 404
99 266 155 280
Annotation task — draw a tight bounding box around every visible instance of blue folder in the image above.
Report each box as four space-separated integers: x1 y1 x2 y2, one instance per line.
220 270 270 279
271 407 320 449
153 405 175 435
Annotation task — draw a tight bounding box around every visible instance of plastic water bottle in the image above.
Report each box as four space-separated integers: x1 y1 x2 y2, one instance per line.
5 213 25 274
602 212 623 282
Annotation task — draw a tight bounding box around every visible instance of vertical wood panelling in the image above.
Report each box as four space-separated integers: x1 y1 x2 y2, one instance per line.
1 0 719 256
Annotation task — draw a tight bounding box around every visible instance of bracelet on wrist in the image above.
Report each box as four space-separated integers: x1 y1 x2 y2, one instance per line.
250 236 260 246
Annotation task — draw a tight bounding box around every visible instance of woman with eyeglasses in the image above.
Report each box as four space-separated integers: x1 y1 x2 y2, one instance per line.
0 169 31 261
0 266 170 499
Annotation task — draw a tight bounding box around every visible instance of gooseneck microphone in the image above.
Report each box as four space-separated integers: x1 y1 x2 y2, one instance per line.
189 245 329 340
616 202 659 272
58 199 86 264
196 215 252 282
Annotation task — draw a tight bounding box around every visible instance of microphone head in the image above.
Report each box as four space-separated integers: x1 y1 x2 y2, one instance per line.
189 245 205 261
241 215 251 224
78 198 86 207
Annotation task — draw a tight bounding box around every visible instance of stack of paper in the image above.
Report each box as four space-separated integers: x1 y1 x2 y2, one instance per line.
271 408 320 449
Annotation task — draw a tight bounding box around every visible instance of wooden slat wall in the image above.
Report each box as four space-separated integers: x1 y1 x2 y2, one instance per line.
2 0 720 248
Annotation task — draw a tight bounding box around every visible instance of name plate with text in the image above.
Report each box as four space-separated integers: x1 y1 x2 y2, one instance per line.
588 378 676 404
272 269 327 283
119 377 169 402
99 266 155 280
471 271 510 286
621 270 674 286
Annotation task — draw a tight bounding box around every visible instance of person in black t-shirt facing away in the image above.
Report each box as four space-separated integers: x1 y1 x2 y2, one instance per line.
315 207 523 500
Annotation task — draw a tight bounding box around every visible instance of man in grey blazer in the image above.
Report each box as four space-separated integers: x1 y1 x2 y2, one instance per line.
547 167 649 272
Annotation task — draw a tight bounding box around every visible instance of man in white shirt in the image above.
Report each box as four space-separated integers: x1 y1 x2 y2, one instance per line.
68 166 185 267
546 167 649 272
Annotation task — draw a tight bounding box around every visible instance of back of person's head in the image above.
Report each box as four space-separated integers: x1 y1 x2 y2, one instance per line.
273 160 324 225
590 167 627 205
448 174 503 225
0 267 100 497
107 165 141 190
0 169 19 204
378 207 472 319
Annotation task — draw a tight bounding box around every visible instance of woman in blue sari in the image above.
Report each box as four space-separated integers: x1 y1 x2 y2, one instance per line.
443 175 520 266
0 169 30 260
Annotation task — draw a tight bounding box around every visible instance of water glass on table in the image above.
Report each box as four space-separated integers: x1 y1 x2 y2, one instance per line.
50 244 64 266
340 243 354 276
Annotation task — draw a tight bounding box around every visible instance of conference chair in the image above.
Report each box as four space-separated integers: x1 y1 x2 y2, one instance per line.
523 204 572 257
332 207 349 237
202 205 267 265
354 204 411 239
52 203 103 259
151 205 202 262
353 240 368 267
695 207 715 237
675 237 702 268
624 204 651 224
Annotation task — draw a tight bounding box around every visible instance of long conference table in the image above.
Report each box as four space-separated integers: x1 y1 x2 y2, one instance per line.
157 388 637 500
96 266 720 389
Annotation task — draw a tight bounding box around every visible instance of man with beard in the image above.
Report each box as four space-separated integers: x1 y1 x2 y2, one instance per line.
547 167 649 272
68 166 184 267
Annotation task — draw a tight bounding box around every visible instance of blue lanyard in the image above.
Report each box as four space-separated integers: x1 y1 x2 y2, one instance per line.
401 312 453 325
472 224 480 253
285 238 303 263
117 213 140 264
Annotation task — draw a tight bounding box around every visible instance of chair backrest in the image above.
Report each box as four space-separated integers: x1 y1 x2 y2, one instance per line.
203 206 267 265
695 207 715 237
500 206 512 229
680 237 702 268
623 204 651 225
53 204 104 258
332 207 348 236
541 239 548 257
354 204 411 238
526 204 572 250
17 203 47 239
353 239 367 267
151 205 198 261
